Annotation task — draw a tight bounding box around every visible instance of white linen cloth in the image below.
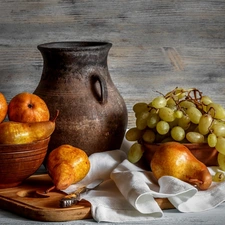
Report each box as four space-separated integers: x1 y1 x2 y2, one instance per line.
63 139 225 223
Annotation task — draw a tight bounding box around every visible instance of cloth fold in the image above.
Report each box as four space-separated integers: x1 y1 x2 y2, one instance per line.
63 139 225 222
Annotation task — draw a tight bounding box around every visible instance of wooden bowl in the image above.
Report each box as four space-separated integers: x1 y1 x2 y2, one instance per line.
0 137 50 188
143 142 218 167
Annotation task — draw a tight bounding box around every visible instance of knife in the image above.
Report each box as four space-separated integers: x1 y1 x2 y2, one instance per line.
59 179 103 208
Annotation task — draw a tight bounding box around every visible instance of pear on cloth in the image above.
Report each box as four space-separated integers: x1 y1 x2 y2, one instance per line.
150 142 212 190
47 144 90 191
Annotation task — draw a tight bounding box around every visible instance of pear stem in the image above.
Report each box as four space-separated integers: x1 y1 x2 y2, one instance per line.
188 178 203 185
44 185 56 194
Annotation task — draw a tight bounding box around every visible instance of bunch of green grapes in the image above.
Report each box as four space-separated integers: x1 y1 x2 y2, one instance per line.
126 87 225 175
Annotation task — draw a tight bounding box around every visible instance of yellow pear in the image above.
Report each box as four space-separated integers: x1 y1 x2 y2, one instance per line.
47 144 90 190
0 110 58 144
150 142 212 190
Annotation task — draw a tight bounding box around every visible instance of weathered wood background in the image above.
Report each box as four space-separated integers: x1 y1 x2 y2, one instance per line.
0 0 225 128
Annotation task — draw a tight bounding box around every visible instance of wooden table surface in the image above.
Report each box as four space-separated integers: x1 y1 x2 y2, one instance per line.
0 1 225 224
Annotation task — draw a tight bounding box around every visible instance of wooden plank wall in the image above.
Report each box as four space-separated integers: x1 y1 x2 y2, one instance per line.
0 0 225 128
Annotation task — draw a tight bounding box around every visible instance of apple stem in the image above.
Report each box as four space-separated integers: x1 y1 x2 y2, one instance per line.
51 110 59 122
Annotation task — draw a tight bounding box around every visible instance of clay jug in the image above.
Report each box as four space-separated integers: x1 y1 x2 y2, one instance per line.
34 41 127 157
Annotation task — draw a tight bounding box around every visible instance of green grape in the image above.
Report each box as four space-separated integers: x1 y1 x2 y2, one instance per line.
133 102 149 113
186 132 204 143
212 171 225 182
201 96 213 112
127 143 144 163
207 103 225 119
198 114 213 135
178 114 191 130
218 152 225 171
216 137 225 155
167 103 177 111
212 119 220 125
207 133 217 147
156 121 170 135
212 123 225 137
136 111 149 130
167 97 176 106
173 88 186 99
151 96 167 109
135 110 149 119
125 127 143 141
186 106 202 124
171 126 185 141
142 129 155 143
158 107 175 122
147 112 160 128
179 100 196 110
174 110 183 119
173 87 184 94
149 107 157 114
201 95 213 106
177 92 186 99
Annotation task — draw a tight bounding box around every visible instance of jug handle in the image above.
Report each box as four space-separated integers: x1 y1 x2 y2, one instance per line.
91 74 108 104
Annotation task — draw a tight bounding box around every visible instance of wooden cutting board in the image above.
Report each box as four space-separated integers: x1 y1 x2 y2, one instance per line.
0 174 174 222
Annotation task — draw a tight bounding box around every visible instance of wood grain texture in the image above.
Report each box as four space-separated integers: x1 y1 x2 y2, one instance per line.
0 0 225 128
0 174 173 222
0 174 92 222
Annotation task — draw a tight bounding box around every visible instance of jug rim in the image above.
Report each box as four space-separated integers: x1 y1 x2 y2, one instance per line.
37 41 112 51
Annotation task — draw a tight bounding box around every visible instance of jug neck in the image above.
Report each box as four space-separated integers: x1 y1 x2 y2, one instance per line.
38 41 112 68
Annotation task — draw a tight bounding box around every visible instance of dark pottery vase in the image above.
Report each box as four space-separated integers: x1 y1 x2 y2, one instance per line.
34 41 128 159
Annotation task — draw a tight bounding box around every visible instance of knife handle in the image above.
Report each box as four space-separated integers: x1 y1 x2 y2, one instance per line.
59 186 86 208
60 197 79 208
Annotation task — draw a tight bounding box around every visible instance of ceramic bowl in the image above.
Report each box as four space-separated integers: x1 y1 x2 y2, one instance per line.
143 142 218 166
0 137 50 188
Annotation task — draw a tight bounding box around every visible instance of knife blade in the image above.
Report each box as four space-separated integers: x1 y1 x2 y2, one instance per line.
59 179 103 208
